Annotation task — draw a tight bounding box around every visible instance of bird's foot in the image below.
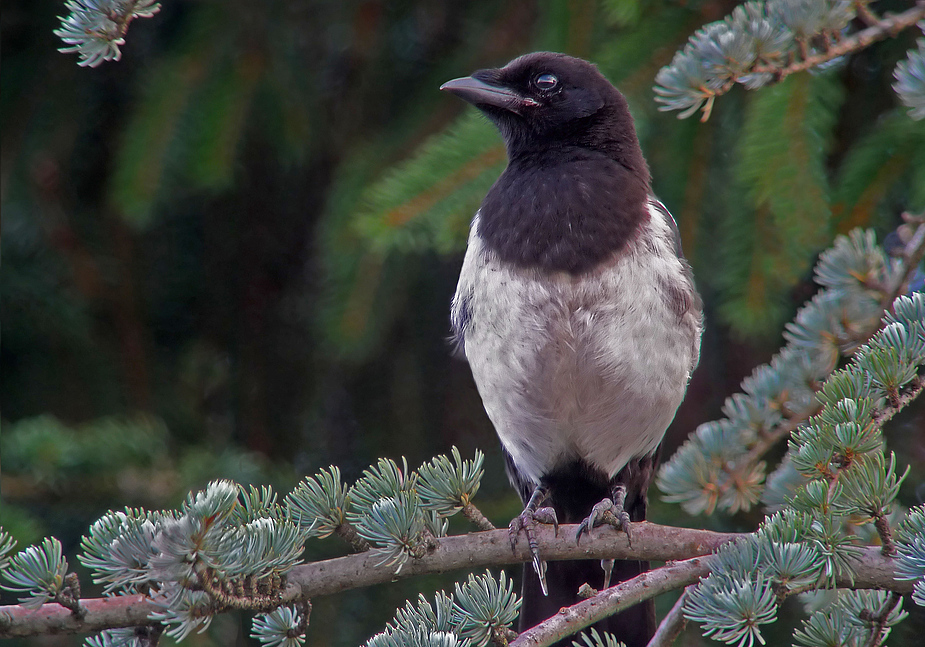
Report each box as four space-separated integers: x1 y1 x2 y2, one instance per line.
509 506 558 596
575 485 631 545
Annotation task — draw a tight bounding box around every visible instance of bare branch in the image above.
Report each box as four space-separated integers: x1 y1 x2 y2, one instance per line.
647 586 691 647
512 558 710 647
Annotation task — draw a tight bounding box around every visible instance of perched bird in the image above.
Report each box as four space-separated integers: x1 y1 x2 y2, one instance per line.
441 53 702 646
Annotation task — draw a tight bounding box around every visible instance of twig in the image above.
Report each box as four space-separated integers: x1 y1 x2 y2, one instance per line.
462 501 497 531
54 573 86 620
870 375 924 431
884 221 925 313
854 1 882 28
862 591 902 647
647 586 691 647
694 3 925 118
334 522 370 552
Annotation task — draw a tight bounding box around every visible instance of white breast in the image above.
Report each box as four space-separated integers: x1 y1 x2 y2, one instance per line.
453 202 702 486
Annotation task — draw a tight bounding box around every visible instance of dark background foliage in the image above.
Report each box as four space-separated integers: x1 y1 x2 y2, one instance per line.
2 1 924 645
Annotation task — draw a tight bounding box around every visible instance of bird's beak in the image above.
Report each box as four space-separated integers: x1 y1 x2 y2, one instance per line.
440 76 537 114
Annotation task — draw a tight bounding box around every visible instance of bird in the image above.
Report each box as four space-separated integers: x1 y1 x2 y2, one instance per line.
441 52 702 646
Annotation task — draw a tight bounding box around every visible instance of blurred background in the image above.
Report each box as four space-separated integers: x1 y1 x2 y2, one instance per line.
2 0 924 645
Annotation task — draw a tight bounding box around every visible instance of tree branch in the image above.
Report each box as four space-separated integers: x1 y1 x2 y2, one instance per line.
715 219 925 506
647 587 691 647
0 523 912 639
512 557 710 647
511 543 910 647
751 4 925 81
885 220 925 312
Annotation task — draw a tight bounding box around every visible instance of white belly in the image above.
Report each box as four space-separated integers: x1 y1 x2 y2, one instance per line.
455 207 701 486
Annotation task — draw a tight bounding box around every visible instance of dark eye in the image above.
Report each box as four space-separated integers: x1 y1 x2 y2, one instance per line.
534 73 558 90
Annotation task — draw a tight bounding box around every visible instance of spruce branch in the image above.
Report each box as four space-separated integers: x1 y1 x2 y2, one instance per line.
861 591 903 647
894 27 925 119
659 225 924 516
251 603 310 647
655 1 925 120
751 4 925 79
0 537 77 613
0 532 17 573
794 590 907 647
2 524 912 639
54 0 161 67
418 448 495 531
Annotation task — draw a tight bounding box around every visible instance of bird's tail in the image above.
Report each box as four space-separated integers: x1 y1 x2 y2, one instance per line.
507 452 661 647
518 557 654 647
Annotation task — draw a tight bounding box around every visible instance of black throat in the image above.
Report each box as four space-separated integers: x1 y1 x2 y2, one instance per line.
478 146 650 274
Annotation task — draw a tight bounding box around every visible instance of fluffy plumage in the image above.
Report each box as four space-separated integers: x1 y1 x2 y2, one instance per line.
442 52 702 647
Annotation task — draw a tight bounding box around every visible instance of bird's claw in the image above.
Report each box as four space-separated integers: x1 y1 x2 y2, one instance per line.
509 505 558 596
575 496 631 545
601 558 615 589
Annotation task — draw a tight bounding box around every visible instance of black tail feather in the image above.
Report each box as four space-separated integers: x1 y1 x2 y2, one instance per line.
506 450 661 647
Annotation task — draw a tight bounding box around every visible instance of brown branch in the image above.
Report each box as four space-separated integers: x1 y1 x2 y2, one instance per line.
863 591 902 647
334 522 370 552
646 586 691 647
462 501 497 531
854 1 882 28
871 375 924 432
54 573 86 620
512 557 711 647
693 3 925 119
0 524 912 639
516 544 910 647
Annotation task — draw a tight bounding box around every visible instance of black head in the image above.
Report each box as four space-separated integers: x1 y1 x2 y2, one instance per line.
441 52 649 185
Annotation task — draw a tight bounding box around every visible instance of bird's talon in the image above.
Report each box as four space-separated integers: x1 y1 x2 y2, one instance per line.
534 558 548 596
533 506 558 534
509 503 557 595
576 496 633 545
601 558 615 589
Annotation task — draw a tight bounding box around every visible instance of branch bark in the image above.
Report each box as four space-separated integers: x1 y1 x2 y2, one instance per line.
647 586 691 647
0 523 912 639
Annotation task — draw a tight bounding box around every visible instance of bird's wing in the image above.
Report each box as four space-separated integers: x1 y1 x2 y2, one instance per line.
648 196 684 258
449 213 482 361
648 196 703 375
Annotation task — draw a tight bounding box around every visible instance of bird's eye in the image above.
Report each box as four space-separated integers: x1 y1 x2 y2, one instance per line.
534 73 558 91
